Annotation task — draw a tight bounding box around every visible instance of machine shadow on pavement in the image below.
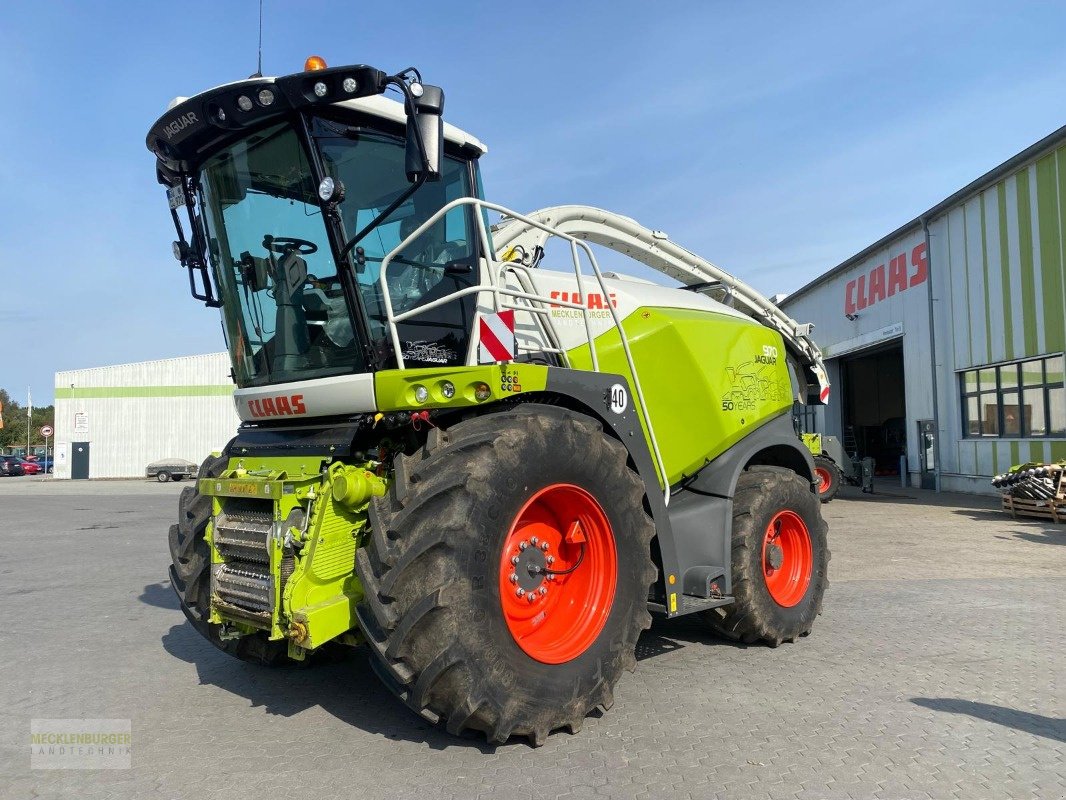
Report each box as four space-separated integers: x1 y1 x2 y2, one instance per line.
139 580 180 610
158 614 741 749
911 698 1066 744
160 620 503 752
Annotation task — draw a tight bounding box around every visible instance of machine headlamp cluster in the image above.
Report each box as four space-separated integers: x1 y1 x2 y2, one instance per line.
408 380 484 406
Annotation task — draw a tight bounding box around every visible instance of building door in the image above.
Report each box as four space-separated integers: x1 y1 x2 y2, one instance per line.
839 340 906 476
71 442 90 480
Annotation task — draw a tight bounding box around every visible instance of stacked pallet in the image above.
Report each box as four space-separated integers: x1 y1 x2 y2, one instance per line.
992 463 1066 523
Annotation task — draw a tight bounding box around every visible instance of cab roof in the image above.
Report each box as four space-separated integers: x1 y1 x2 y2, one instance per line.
147 64 486 176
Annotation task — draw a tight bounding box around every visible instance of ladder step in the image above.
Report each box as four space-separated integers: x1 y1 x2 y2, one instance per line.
648 594 734 618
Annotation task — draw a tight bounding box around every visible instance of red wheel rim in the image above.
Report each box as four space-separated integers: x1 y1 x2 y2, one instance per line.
499 484 617 664
814 467 832 494
761 510 813 607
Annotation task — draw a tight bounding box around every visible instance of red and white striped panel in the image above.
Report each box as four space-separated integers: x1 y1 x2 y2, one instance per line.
478 310 516 363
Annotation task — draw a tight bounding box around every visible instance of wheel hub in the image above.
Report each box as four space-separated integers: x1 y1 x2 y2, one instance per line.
765 543 784 570
510 542 548 592
814 467 832 493
761 510 813 608
498 484 617 664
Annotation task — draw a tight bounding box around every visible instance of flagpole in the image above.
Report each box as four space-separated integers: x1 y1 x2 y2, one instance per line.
27 387 32 458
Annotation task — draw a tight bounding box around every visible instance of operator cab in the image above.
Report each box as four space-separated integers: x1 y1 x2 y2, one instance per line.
147 60 488 389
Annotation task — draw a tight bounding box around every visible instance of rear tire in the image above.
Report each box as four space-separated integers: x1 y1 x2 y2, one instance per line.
356 405 657 746
812 456 841 503
704 466 829 647
157 471 171 483
167 455 295 665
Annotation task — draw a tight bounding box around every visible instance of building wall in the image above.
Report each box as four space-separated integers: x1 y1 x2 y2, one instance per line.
782 138 1066 494
929 145 1066 492
54 353 239 479
782 226 933 485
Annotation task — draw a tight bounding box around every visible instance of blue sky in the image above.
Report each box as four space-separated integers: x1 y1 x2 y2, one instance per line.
4 1 1066 404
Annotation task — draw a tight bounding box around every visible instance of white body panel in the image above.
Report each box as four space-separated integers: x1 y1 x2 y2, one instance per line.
487 267 753 355
233 372 377 423
491 205 828 401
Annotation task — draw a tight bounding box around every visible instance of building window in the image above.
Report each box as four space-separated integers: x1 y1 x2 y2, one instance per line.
960 355 1065 438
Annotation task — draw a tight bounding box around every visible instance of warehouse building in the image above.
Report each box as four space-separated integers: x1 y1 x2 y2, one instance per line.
783 126 1066 494
54 354 238 479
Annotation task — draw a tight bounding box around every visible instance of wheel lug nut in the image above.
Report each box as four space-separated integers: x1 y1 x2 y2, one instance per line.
516 588 525 597
539 586 548 595
511 555 520 565
530 536 539 546
509 573 518 583
519 541 528 551
541 542 549 551
547 574 555 581
546 556 555 565
527 593 536 604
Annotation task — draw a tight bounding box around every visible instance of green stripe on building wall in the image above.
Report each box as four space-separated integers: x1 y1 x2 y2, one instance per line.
1056 148 1066 354
54 385 234 399
1029 440 1044 464
1010 440 1020 469
980 193 993 365
997 183 1015 361
1014 169 1039 356
1037 154 1065 353
959 208 974 365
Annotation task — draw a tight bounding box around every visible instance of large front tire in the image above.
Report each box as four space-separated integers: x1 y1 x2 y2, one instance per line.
704 466 829 647
355 405 657 746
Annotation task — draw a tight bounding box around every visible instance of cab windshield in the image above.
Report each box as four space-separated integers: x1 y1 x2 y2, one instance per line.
201 124 360 387
198 119 478 388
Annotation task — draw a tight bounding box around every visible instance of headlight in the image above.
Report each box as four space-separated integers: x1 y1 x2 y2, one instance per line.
440 381 455 399
413 385 429 404
257 89 275 107
313 81 328 98
342 77 359 93
317 177 336 202
237 95 254 112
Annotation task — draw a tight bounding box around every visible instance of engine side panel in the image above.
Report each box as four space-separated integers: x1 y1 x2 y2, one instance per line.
566 307 794 485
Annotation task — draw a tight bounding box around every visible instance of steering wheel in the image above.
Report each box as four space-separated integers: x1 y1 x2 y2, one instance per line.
263 236 318 255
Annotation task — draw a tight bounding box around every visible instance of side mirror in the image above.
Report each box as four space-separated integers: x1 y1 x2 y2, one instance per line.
405 84 444 183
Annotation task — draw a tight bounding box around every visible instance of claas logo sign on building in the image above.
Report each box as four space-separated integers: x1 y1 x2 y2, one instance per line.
844 242 927 315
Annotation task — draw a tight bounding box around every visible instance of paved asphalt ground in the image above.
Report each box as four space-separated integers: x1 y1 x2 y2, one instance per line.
1 477 1063 799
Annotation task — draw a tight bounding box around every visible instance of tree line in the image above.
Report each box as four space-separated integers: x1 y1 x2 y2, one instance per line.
0 388 56 451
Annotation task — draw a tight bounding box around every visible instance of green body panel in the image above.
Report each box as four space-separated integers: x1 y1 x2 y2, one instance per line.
566 307 793 485
801 433 822 457
199 457 386 656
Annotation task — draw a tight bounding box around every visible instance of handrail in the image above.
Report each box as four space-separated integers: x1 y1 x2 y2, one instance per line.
378 197 670 503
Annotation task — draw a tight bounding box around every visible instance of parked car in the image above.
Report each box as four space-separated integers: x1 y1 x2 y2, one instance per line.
29 456 54 474
19 460 41 475
0 455 25 477
145 459 199 482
